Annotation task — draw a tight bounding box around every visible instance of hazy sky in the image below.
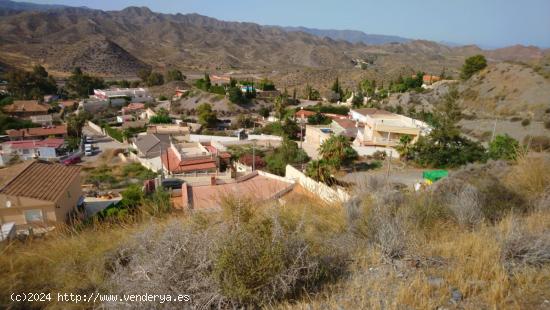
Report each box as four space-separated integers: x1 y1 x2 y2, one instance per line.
27 0 550 48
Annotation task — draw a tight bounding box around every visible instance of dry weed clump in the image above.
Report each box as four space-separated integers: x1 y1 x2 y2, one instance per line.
108 197 349 308
506 156 550 200
108 220 226 308
500 219 550 269
0 226 131 309
346 184 411 260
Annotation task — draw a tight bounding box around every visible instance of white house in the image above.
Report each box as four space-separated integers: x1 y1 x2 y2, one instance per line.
93 88 153 105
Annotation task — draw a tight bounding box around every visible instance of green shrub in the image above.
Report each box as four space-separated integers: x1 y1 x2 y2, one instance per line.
102 124 124 142
489 134 520 160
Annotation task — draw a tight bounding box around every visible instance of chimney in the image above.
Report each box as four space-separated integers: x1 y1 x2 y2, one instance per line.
210 176 216 186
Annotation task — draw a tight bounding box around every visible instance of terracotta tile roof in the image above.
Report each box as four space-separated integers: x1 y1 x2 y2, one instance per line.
2 101 49 113
190 174 293 210
3 138 64 149
0 160 80 202
323 113 349 120
6 125 67 138
162 147 217 173
219 152 231 159
352 108 393 117
295 110 317 118
333 118 358 129
0 161 34 189
122 103 145 114
423 75 441 84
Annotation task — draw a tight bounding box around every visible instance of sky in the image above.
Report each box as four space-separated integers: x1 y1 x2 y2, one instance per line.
26 0 550 48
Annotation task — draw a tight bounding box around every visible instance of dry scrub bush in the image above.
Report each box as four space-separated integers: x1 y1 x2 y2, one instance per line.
506 156 550 200
501 219 550 269
213 218 318 306
431 160 528 224
428 176 483 228
0 227 130 309
535 188 550 211
108 197 348 308
345 184 410 260
108 220 226 308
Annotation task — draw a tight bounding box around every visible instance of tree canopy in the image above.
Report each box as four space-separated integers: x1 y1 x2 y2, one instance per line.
461 55 488 80
165 69 185 82
265 139 309 176
197 103 218 128
5 65 57 100
66 67 105 98
408 88 487 168
318 135 358 169
149 109 172 124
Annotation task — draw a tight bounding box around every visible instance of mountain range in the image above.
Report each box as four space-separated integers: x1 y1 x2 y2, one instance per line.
281 26 411 45
0 0 548 80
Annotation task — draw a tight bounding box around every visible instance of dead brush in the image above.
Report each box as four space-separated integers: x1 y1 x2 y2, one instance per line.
500 219 550 269
433 178 483 228
345 185 410 261
108 220 228 309
505 155 550 199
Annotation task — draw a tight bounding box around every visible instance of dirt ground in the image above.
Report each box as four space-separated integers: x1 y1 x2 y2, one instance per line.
460 118 548 144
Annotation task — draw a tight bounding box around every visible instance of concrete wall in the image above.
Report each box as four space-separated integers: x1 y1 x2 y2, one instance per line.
352 145 400 159
87 121 103 135
190 135 239 143
171 171 232 186
51 174 83 223
190 134 282 144
0 195 54 226
127 152 163 172
285 165 350 204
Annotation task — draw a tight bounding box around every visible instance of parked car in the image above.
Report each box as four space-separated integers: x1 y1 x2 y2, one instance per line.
84 144 93 156
161 178 183 190
62 156 81 165
85 136 95 143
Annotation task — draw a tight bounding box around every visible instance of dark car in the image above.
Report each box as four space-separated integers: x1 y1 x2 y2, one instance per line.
62 156 81 165
161 178 183 190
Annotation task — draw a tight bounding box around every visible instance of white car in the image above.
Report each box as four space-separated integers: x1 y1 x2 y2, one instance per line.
84 150 93 156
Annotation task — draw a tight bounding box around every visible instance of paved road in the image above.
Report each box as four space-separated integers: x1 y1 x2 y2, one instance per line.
341 165 424 189
81 125 128 163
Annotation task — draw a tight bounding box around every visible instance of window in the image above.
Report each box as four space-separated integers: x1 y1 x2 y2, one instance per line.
24 209 43 223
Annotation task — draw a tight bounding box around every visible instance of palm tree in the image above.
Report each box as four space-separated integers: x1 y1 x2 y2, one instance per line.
306 160 333 184
395 135 413 160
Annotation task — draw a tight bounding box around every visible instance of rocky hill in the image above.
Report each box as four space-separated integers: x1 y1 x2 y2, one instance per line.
459 62 550 118
46 37 151 75
384 62 550 120
0 5 547 79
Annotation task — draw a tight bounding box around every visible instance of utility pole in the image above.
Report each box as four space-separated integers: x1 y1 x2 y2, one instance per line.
300 121 304 149
252 140 256 171
491 118 498 142
386 150 392 184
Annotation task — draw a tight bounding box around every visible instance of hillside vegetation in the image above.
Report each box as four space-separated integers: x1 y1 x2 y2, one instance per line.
1 155 549 309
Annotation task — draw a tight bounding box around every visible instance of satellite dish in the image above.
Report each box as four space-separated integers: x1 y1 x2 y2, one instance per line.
6 200 12 208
